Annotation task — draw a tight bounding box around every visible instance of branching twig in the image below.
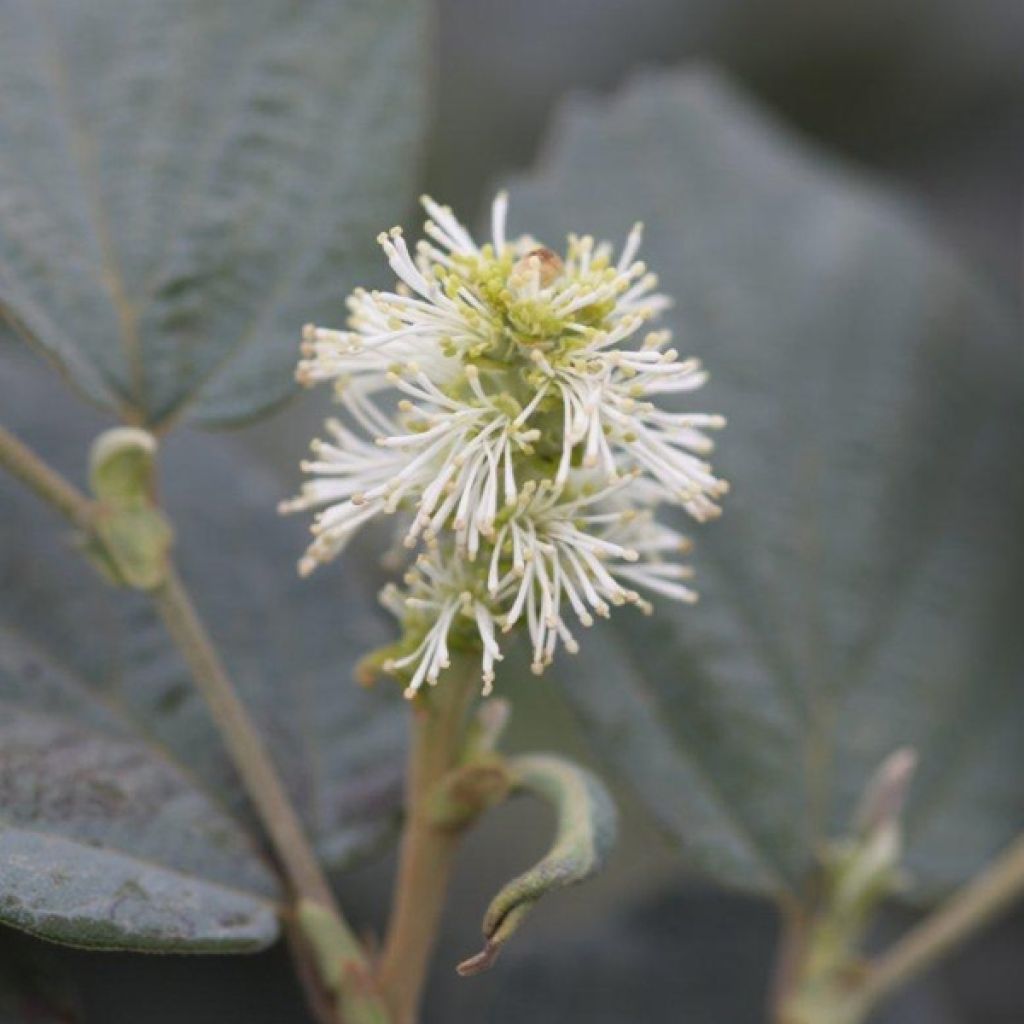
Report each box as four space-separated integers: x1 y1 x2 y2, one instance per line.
0 423 93 529
861 834 1024 1012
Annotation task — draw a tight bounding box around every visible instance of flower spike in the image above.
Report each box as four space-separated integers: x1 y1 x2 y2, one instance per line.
283 194 727 696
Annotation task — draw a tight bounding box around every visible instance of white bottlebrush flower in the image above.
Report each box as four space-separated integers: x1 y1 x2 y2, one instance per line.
284 193 727 696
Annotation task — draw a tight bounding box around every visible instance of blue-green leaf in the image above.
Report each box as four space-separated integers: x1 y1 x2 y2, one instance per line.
506 69 1024 900
0 0 429 428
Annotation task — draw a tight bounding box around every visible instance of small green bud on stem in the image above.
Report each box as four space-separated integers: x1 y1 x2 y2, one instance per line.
775 749 917 1024
84 427 172 590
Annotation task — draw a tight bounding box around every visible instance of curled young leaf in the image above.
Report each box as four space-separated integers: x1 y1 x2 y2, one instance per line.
457 754 617 976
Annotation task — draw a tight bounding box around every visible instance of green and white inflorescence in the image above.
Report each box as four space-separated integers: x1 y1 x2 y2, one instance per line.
282 194 727 697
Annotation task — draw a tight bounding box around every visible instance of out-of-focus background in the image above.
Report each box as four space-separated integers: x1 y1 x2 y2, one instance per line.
427 0 1024 290
3 1 1022 1021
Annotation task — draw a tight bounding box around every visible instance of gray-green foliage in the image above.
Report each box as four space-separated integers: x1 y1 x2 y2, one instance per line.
0 0 429 429
0 705 279 953
0 352 405 951
506 70 1024 900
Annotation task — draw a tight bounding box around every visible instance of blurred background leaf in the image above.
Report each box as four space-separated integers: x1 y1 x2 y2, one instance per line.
505 70 1024 900
0 0 430 429
0 703 280 952
0 346 406 951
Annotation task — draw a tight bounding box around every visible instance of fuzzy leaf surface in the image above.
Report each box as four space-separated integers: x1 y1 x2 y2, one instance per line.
0 0 429 427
